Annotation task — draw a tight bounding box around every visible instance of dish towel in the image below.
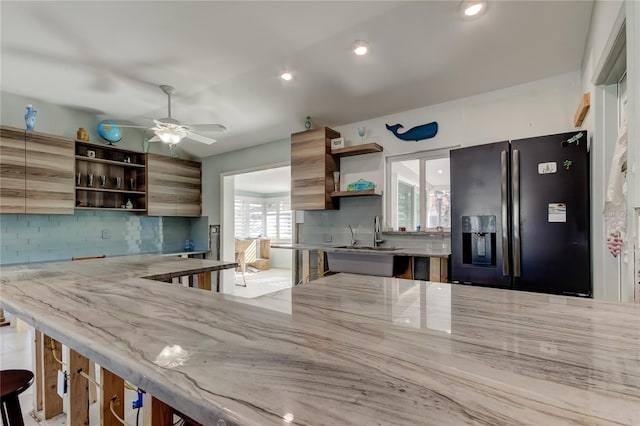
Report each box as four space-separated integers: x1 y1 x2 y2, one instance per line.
603 130 628 257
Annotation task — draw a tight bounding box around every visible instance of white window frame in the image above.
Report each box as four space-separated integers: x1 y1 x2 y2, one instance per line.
385 147 455 231
234 194 292 243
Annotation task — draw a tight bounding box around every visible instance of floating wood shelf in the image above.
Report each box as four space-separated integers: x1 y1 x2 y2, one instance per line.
574 92 590 127
330 189 380 198
75 187 146 195
75 207 146 212
331 143 383 157
74 156 146 168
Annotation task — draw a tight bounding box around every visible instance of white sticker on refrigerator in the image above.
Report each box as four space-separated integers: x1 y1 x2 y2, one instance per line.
548 203 566 222
538 162 557 174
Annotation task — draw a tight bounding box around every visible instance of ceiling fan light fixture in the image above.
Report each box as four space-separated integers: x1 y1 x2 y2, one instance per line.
460 1 487 18
280 72 293 81
353 40 368 56
155 128 186 144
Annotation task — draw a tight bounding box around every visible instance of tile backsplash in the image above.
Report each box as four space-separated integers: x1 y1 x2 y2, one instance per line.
302 197 451 252
0 211 194 265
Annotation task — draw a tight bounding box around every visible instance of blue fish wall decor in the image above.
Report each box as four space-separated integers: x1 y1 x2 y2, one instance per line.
385 121 438 141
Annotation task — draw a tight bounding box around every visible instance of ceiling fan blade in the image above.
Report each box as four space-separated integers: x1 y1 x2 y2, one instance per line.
112 124 149 128
184 132 217 145
183 123 227 132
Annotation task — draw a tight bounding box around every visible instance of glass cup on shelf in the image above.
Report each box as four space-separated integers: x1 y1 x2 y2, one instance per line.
99 175 107 188
114 177 122 189
87 174 94 187
357 127 366 144
333 171 340 192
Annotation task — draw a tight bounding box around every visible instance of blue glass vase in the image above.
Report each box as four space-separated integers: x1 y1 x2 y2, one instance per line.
24 105 37 131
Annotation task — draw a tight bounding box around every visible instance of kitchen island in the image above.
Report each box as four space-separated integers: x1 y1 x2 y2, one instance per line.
1 258 638 425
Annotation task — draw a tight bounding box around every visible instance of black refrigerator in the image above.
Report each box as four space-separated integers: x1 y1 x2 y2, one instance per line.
450 131 591 296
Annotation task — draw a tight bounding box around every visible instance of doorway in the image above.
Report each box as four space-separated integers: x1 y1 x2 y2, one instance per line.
221 165 293 298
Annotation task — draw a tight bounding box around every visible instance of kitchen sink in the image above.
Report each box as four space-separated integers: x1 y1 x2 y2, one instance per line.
326 249 409 277
332 245 401 252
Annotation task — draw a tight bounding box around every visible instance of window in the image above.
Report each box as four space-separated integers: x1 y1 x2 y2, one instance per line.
234 196 292 242
386 150 451 231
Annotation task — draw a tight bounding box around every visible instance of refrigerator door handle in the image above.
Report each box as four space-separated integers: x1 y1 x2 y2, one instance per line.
501 150 509 276
512 149 521 277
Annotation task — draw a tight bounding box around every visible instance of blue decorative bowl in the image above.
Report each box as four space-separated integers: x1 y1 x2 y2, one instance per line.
97 120 123 144
347 179 375 191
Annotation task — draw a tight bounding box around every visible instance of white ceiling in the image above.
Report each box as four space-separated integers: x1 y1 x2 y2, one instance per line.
234 166 290 195
0 1 593 158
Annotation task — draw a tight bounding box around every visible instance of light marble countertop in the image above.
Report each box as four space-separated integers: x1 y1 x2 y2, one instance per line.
271 243 450 258
1 258 638 425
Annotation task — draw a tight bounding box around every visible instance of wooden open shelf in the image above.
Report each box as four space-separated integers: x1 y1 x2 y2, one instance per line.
330 189 380 198
75 207 146 212
331 143 383 157
75 141 146 212
74 156 146 168
75 187 146 195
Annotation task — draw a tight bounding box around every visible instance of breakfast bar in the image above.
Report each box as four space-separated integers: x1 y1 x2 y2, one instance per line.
1 257 639 425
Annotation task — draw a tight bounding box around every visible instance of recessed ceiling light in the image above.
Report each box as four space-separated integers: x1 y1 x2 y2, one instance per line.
280 72 293 81
460 1 487 18
438 169 443 174
353 40 368 56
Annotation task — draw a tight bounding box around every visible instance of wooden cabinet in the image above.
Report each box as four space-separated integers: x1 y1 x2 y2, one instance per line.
75 141 147 211
0 127 26 213
291 127 340 210
147 154 201 217
0 126 74 214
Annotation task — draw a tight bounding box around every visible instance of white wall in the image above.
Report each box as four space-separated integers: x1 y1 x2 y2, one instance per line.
1 91 177 158
331 72 581 193
580 0 638 302
200 138 290 225
625 0 640 301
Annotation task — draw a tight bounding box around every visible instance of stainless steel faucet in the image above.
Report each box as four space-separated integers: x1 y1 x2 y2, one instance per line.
347 225 357 247
374 216 384 247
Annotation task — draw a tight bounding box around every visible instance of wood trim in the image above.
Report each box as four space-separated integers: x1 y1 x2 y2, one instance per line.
197 271 212 291
72 255 106 261
317 251 325 278
330 143 383 157
429 258 442 282
69 349 90 426
34 330 43 411
440 258 449 283
574 92 590 127
42 334 63 419
301 250 310 283
330 189 380 197
143 396 174 426
101 368 124 426
89 362 97 404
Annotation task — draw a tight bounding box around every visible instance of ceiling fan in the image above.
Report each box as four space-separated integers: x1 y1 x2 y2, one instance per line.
118 85 226 145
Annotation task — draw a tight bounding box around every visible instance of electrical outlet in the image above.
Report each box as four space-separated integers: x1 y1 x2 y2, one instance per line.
323 233 332 243
101 229 111 240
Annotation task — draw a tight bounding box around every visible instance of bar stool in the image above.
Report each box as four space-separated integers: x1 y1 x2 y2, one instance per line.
0 369 34 426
